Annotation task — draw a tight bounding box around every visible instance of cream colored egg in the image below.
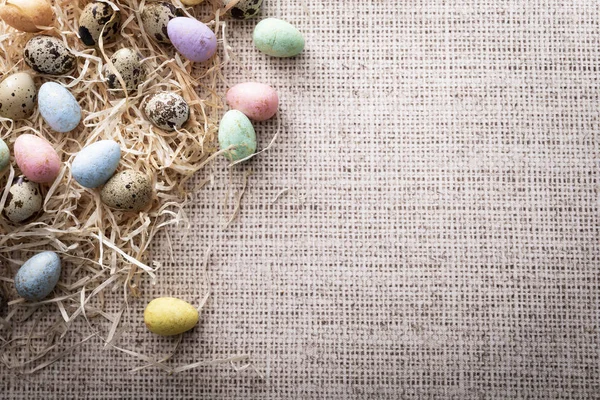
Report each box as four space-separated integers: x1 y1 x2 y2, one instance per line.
3 176 42 223
103 48 146 92
100 170 153 212
0 72 37 120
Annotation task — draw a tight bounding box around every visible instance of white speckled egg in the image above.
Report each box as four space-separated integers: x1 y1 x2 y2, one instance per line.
0 72 36 120
78 1 121 46
100 170 153 212
144 92 189 131
103 48 146 92
3 176 43 223
140 2 183 44
24 36 76 75
226 0 262 19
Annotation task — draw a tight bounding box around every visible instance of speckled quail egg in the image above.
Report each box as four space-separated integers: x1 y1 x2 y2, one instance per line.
3 176 43 223
78 1 121 46
103 48 146 93
0 72 36 120
226 0 262 19
144 92 190 131
101 170 153 212
140 2 183 44
24 35 76 75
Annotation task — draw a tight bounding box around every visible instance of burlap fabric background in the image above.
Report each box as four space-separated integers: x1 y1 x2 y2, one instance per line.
4 0 600 398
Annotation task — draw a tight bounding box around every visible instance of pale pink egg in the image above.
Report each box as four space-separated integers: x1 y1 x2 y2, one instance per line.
14 134 61 183
226 82 278 121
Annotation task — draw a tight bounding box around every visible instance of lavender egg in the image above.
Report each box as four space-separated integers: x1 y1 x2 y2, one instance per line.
167 17 217 62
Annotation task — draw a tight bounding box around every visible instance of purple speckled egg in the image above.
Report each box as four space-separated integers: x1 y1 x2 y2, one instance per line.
167 17 217 62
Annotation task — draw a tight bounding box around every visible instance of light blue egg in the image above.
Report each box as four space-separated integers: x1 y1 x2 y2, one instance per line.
72 140 121 188
218 110 257 162
15 251 61 301
38 82 81 133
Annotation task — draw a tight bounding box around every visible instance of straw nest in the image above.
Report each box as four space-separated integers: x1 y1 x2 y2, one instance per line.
0 0 245 373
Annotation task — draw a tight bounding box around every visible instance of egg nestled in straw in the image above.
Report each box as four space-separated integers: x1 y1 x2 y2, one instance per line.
14 134 61 184
167 17 217 62
38 82 81 133
140 2 184 44
0 0 54 32
3 176 43 223
103 48 146 93
71 140 121 189
0 72 37 120
144 91 190 131
101 170 153 212
78 1 121 46
24 36 77 75
14 251 61 301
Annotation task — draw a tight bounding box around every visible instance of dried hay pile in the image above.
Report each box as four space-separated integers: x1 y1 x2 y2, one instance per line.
0 0 247 373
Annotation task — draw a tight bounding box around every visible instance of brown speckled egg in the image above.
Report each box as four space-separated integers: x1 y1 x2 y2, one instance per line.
226 0 262 20
103 48 146 92
24 36 76 75
140 2 183 44
78 1 121 47
0 72 36 120
3 176 43 223
101 170 153 212
144 91 189 131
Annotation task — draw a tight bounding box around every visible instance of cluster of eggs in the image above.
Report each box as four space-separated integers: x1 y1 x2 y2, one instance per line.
0 0 304 336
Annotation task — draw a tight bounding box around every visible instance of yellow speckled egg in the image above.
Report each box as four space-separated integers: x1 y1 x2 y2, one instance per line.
144 297 199 336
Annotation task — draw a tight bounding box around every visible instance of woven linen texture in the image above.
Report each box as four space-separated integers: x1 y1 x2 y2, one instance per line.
3 0 600 398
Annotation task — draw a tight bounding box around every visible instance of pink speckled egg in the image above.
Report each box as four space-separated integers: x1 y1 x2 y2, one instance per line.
226 82 278 121
14 134 61 183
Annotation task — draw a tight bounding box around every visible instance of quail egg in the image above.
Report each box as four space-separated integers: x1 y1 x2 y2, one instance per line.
78 1 121 46
103 48 146 93
24 35 76 75
144 91 190 131
3 176 43 223
101 170 153 212
227 0 262 20
140 2 183 44
0 72 36 120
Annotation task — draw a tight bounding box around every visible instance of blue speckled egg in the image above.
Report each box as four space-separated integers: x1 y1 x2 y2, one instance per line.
38 82 81 133
72 140 121 188
15 251 61 301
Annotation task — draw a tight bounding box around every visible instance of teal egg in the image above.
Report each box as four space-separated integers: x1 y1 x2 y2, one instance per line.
218 110 256 161
0 138 9 171
15 251 61 301
72 140 121 188
253 18 305 58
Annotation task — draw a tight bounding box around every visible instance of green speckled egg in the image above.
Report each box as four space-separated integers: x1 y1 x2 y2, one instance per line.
253 18 304 57
218 110 256 161
100 170 152 212
3 176 42 223
144 297 199 336
0 138 9 171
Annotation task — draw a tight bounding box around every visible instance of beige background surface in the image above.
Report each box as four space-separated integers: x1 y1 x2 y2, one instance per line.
4 0 600 398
